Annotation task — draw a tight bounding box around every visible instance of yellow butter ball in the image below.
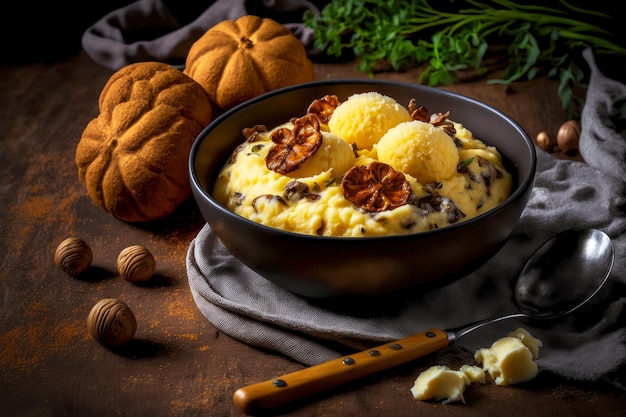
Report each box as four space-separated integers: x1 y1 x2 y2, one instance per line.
328 92 412 150
377 120 459 183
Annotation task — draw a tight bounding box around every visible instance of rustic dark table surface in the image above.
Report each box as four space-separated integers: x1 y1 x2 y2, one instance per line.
1 50 624 417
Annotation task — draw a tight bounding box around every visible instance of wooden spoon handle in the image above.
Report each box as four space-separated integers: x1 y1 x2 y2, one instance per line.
233 328 449 415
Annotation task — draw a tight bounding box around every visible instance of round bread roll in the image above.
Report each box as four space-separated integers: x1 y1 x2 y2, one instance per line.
76 62 212 222
184 15 315 114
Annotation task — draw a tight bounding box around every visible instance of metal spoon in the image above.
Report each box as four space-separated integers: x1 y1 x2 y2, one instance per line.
233 228 614 415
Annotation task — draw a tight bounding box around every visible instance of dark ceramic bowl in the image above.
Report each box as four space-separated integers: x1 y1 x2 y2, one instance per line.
189 80 536 297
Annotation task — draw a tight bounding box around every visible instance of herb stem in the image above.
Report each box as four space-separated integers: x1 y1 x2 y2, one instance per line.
304 0 626 118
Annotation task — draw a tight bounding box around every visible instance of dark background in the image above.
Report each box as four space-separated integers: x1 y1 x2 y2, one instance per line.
1 0 331 65
2 1 135 64
2 1 622 69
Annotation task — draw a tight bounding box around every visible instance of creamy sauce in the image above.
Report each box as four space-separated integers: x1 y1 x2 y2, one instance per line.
213 93 512 237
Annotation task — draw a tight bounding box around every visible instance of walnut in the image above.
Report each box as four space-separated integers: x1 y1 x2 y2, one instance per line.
117 245 156 283
265 114 323 174
341 161 411 212
307 94 341 124
87 298 137 347
557 120 581 154
54 237 93 277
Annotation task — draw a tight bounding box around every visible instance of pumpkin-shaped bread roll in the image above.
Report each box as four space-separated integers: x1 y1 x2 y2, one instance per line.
184 15 315 113
75 62 212 223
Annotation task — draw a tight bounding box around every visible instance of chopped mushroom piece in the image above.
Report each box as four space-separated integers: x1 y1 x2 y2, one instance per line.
307 94 341 124
265 114 323 175
408 99 456 136
416 182 466 223
284 180 320 201
251 194 287 213
228 125 268 165
408 99 430 122
477 156 503 195
242 124 268 141
341 161 411 212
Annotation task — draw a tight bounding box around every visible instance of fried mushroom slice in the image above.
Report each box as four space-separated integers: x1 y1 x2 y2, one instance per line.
266 114 323 175
341 161 411 212
307 94 341 124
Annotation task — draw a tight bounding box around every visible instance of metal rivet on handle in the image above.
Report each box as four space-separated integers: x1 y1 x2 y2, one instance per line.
273 379 287 388
343 357 356 365
425 331 436 338
368 350 381 356
389 343 402 350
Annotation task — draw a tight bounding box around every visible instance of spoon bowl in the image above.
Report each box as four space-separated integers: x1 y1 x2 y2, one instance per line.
449 228 614 341
514 228 614 318
233 228 615 415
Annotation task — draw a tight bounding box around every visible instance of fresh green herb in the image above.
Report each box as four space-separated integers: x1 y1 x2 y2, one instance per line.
458 157 475 168
304 0 626 119
325 176 343 187
420 181 443 196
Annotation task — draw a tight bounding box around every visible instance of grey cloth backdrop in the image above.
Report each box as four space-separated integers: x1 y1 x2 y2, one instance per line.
81 0 320 70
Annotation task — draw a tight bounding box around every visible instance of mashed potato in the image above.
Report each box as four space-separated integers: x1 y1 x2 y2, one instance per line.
213 92 512 237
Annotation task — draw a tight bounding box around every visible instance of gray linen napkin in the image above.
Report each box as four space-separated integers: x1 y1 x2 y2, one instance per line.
81 0 320 70
187 49 626 389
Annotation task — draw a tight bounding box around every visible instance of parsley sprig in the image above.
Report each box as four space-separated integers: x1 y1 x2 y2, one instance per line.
304 0 626 119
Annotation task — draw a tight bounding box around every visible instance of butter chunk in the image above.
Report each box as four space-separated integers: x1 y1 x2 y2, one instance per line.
460 364 486 384
474 328 542 386
509 327 542 359
410 365 471 404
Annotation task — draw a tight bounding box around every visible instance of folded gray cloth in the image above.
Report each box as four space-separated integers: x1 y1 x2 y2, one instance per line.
81 0 320 70
187 49 626 390
579 48 626 179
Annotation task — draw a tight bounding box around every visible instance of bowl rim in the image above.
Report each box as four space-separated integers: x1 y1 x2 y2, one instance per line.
189 78 537 242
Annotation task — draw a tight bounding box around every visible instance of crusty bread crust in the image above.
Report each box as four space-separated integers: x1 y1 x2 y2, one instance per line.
76 61 212 222
184 15 315 114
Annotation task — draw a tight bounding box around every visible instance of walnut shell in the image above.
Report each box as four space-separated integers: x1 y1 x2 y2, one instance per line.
87 298 137 347
117 245 156 282
54 237 93 276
